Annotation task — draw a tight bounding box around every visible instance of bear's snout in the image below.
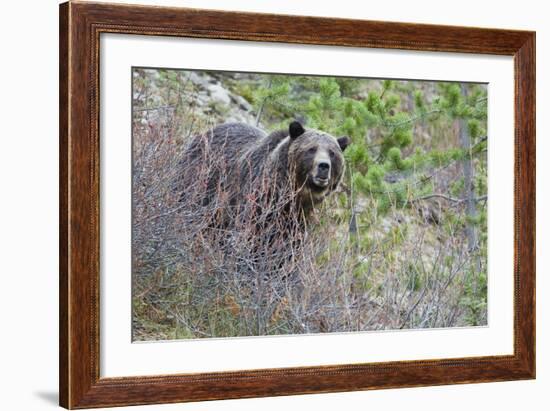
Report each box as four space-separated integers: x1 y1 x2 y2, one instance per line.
317 162 330 179
310 160 331 189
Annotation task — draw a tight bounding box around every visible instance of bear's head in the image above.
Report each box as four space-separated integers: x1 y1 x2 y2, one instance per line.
286 121 351 209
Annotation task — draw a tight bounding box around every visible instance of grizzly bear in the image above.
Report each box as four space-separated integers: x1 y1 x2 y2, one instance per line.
179 121 350 231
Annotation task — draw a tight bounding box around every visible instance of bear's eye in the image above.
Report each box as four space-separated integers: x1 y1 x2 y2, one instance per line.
329 150 336 158
307 147 317 155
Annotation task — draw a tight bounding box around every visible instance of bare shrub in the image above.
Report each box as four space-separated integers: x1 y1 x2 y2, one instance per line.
133 122 350 338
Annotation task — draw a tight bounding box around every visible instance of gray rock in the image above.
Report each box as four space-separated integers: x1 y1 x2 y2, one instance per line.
230 94 252 112
186 71 211 89
207 83 232 105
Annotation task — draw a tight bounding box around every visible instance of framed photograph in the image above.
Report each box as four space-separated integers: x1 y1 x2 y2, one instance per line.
59 1 535 408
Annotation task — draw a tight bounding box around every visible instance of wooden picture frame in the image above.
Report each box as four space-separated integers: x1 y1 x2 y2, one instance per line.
59 1 535 408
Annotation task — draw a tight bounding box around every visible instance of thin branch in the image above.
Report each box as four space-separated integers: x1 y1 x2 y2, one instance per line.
384 109 443 129
255 77 273 126
134 104 176 112
411 194 488 204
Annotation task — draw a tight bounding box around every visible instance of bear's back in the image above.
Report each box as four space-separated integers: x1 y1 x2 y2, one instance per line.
180 122 265 164
209 122 267 159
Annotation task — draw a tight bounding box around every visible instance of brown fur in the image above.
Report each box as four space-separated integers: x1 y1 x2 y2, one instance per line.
178 121 350 228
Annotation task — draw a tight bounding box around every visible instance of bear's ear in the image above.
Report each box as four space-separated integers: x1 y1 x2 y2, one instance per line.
337 136 351 151
289 121 305 139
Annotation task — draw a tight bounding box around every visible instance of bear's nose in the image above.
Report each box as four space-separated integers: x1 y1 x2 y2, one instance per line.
318 162 330 171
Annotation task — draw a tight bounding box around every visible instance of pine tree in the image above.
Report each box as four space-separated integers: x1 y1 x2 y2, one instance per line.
250 75 487 267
